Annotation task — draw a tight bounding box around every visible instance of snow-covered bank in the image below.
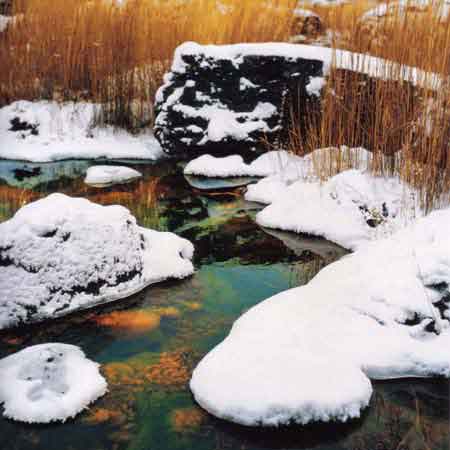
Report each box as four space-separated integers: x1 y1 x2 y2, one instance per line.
0 194 194 329
190 208 450 426
85 165 142 187
0 101 164 163
184 151 295 178
361 0 450 22
0 344 107 423
252 169 417 251
240 147 419 251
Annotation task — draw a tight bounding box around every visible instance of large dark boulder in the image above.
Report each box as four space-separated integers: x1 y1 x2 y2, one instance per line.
154 42 324 159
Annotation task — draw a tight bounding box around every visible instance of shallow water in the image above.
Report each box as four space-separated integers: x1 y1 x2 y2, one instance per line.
0 160 448 450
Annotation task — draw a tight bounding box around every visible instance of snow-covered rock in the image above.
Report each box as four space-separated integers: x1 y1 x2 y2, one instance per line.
0 344 107 423
0 101 164 162
191 208 450 426
244 147 417 251
154 42 325 157
184 151 297 178
0 193 194 329
155 42 440 157
84 165 142 186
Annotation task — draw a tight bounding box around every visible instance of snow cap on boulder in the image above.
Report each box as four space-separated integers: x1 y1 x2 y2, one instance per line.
0 193 194 329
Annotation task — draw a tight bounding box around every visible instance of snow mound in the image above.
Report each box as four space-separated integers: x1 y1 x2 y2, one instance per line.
184 151 296 178
85 165 142 186
0 101 164 162
0 193 194 329
0 343 107 423
244 147 415 251
191 209 450 426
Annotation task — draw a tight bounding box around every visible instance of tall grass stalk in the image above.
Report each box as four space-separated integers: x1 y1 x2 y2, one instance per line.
1 0 296 127
289 1 450 211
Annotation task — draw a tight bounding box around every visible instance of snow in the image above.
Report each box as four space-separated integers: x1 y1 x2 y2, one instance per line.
156 96 279 147
361 0 450 21
0 343 107 423
170 42 441 91
191 208 450 426
241 147 418 251
0 193 194 329
184 151 296 178
0 101 164 163
293 8 320 19
85 165 142 186
0 14 13 32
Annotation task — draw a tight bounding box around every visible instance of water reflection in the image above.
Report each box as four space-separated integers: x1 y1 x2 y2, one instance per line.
0 160 448 450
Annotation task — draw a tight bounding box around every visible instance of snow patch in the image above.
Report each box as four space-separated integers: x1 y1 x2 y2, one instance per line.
184 151 297 178
0 101 164 163
0 344 107 423
85 165 142 186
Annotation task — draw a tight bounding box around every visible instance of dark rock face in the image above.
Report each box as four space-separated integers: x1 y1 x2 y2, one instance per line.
0 0 12 15
154 43 324 159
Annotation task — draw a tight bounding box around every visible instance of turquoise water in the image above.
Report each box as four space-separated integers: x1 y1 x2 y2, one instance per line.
0 160 448 450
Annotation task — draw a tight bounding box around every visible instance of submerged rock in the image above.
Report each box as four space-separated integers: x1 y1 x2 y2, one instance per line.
0 343 107 423
0 193 194 329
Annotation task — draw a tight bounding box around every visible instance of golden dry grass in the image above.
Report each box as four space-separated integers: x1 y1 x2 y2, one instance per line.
1 0 297 126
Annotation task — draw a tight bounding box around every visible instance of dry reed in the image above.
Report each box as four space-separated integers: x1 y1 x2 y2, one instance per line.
288 0 450 210
1 0 296 127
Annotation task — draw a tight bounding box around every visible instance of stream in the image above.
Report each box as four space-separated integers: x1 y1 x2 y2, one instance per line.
0 159 448 450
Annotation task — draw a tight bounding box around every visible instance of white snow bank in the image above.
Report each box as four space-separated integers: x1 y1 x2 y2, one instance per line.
0 101 164 163
85 165 142 186
191 209 450 426
171 42 441 91
184 151 296 178
0 193 194 329
361 0 450 21
245 146 371 203
0 344 107 423
244 147 416 251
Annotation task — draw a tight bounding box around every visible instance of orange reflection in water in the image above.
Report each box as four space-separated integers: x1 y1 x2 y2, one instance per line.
91 307 180 332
